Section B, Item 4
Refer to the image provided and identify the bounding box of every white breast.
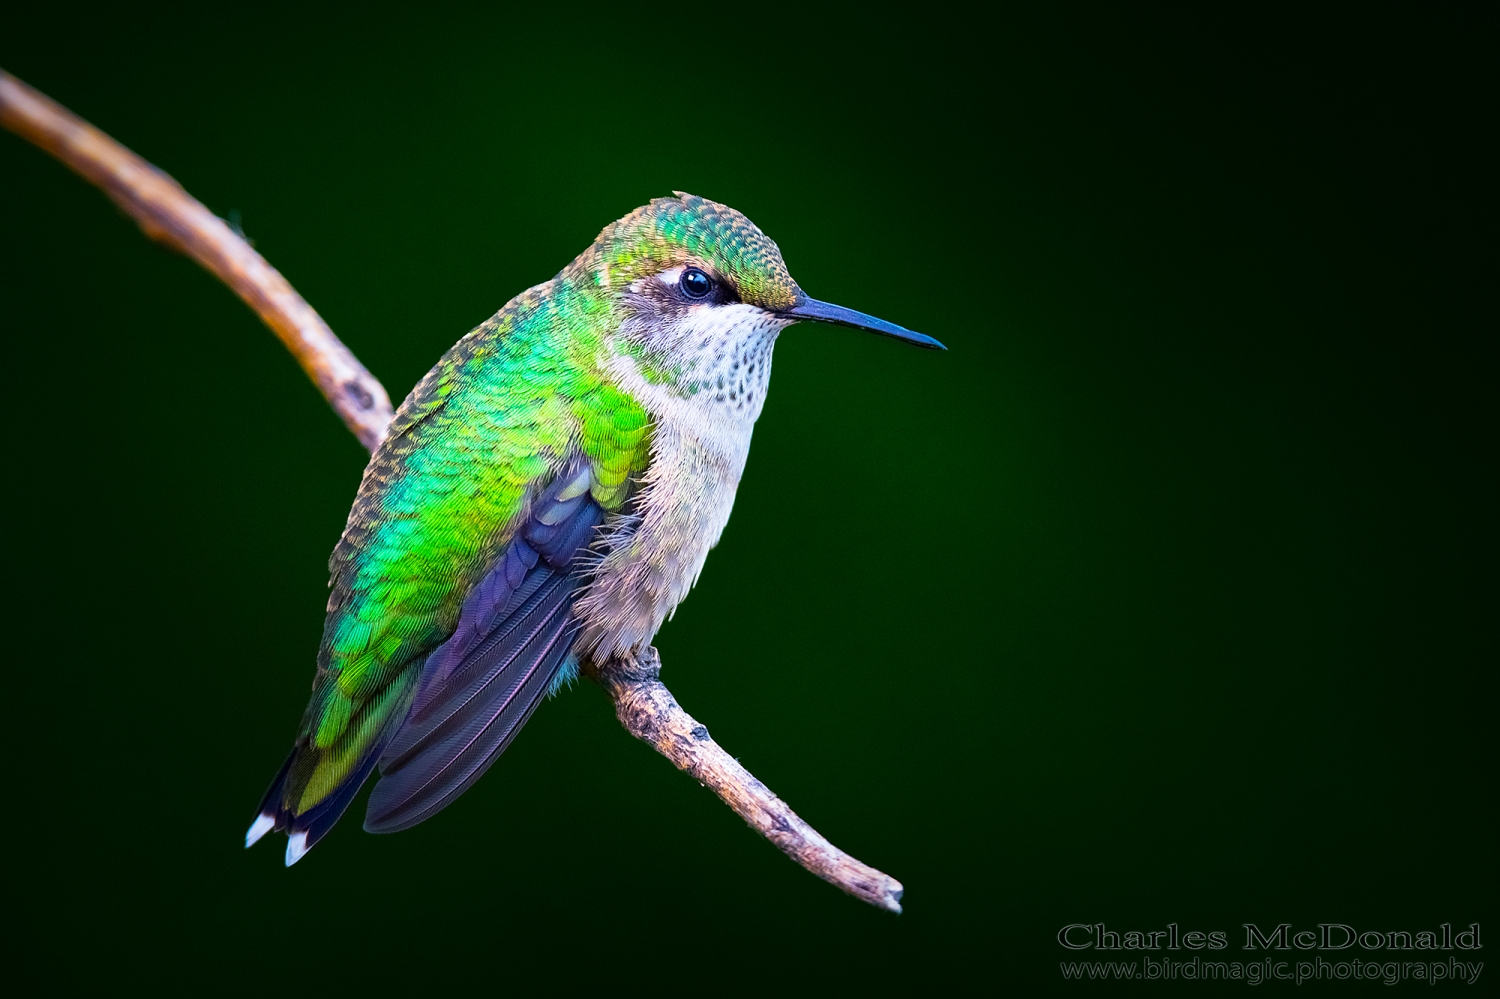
[574,303,787,660]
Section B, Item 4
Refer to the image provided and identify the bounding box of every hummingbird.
[245,193,944,864]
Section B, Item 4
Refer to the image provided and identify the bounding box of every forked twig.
[0,69,904,913]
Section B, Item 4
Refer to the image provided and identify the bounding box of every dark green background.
[2,7,1491,992]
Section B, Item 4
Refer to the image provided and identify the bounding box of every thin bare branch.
[0,70,393,450]
[0,70,903,912]
[587,649,904,912]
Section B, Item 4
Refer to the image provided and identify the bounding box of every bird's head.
[567,193,942,423]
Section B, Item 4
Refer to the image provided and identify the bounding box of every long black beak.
[777,296,947,350]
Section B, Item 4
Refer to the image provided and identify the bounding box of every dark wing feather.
[362,463,604,834]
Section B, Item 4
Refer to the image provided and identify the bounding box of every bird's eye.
[680,268,712,300]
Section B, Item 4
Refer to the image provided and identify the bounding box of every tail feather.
[244,668,417,865]
[245,751,295,847]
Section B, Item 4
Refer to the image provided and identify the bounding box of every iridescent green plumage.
[249,193,941,861]
[268,195,796,829]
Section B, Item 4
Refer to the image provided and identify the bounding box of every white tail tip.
[245,813,275,849]
[285,831,310,867]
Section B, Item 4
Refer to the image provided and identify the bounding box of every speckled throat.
[573,296,792,660]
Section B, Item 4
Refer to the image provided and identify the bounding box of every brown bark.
[0,68,904,913]
[0,71,393,451]
[587,649,903,912]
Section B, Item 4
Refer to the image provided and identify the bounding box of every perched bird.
[246,193,944,864]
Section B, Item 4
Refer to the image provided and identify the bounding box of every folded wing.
[363,462,604,834]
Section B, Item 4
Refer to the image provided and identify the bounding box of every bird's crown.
[571,192,801,312]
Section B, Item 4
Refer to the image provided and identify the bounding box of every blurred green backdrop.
[2,6,1490,992]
